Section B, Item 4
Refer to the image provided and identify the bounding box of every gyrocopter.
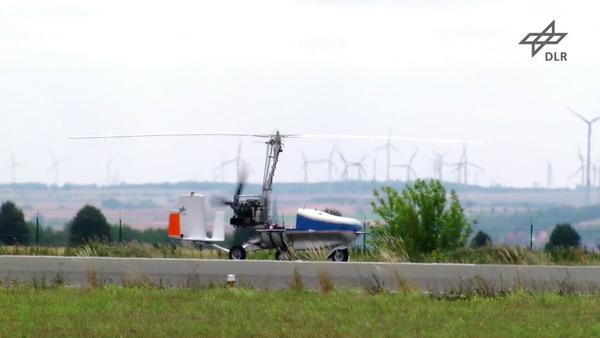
[71,131,483,261]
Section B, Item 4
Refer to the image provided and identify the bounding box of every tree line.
[0,201,171,246]
[0,180,585,252]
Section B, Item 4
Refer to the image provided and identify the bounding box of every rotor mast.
[260,131,283,224]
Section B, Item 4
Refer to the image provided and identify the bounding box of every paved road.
[0,256,598,293]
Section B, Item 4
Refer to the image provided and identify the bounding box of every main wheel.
[330,248,349,262]
[228,245,247,260]
[275,249,290,261]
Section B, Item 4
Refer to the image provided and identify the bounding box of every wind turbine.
[372,158,377,181]
[569,107,600,201]
[48,151,68,186]
[219,141,243,182]
[300,152,328,183]
[432,152,449,181]
[299,143,338,183]
[301,153,309,183]
[3,154,24,184]
[546,162,553,189]
[338,151,367,181]
[393,148,419,182]
[374,131,399,181]
[105,156,116,186]
[326,144,338,182]
[594,159,600,187]
[451,144,484,185]
[569,149,586,186]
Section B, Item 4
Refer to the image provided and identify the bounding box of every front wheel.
[330,248,349,262]
[229,245,247,260]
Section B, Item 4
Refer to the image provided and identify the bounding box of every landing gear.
[330,248,349,262]
[275,248,291,261]
[228,245,247,260]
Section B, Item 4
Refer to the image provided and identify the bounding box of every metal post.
[363,222,368,253]
[35,213,39,245]
[119,214,122,243]
[529,219,533,250]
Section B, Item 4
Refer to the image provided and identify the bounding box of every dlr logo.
[545,52,567,61]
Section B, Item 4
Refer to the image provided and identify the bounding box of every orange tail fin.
[168,211,181,238]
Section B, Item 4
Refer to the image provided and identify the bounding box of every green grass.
[0,287,599,337]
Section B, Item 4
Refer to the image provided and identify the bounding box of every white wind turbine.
[569,107,600,201]
[451,144,484,185]
[338,151,367,181]
[569,149,586,186]
[546,162,553,189]
[432,151,449,181]
[3,154,24,184]
[218,141,243,182]
[393,148,419,182]
[48,151,68,186]
[374,131,400,182]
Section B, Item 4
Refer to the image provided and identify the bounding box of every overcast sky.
[0,0,599,187]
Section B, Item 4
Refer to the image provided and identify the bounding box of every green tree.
[69,205,111,245]
[0,201,30,245]
[371,179,472,257]
[545,223,580,250]
[470,230,492,248]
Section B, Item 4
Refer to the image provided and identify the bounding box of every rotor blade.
[69,132,271,140]
[568,108,591,124]
[294,133,486,145]
[210,195,233,207]
[338,151,347,164]
[468,163,485,171]
[331,162,339,173]
[310,159,329,164]
[220,158,237,167]
[236,163,249,196]
[569,167,583,178]
[329,144,337,158]
[409,148,419,162]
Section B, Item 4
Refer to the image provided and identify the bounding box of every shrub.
[371,179,472,258]
[546,223,580,250]
[69,205,111,245]
[470,230,492,248]
[0,201,30,245]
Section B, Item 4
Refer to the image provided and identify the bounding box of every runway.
[1,256,599,293]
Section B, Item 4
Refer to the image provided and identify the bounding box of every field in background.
[0,287,598,337]
[2,181,600,247]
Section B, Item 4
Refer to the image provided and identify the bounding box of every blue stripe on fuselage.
[295,214,361,232]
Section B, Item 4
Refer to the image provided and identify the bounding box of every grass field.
[0,287,599,337]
